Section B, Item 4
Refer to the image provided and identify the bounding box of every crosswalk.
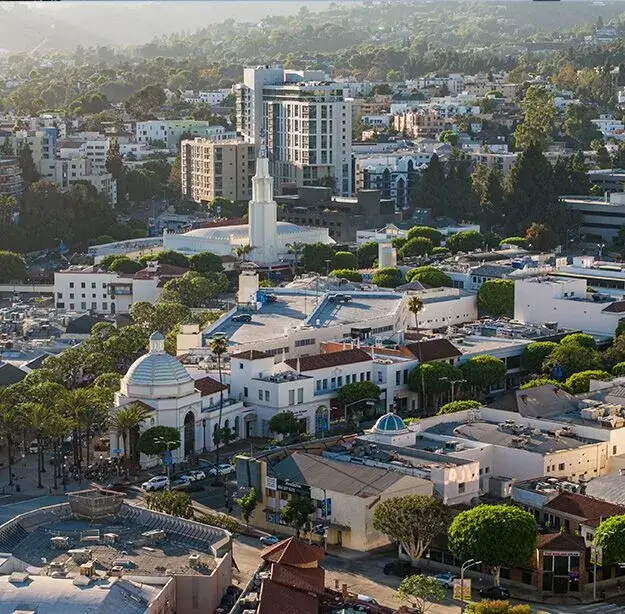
[541,603,625,614]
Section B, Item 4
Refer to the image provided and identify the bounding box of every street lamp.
[440,377,466,401]
[598,243,606,260]
[202,418,207,453]
[155,437,178,489]
[62,456,67,494]
[460,559,482,612]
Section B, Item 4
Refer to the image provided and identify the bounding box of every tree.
[336,382,381,420]
[18,142,39,187]
[125,84,166,119]
[269,411,302,437]
[108,257,144,274]
[329,269,363,282]
[213,424,235,448]
[138,425,181,457]
[407,226,443,246]
[67,386,111,467]
[520,341,558,373]
[209,336,227,476]
[190,251,224,274]
[373,495,451,561]
[19,401,53,489]
[446,230,484,254]
[400,237,433,259]
[0,394,26,487]
[145,490,193,519]
[593,515,625,566]
[520,378,569,392]
[604,335,625,369]
[332,251,357,270]
[160,271,228,307]
[111,402,151,471]
[545,343,603,378]
[372,267,404,288]
[281,495,316,537]
[525,222,556,251]
[564,370,610,394]
[460,355,506,395]
[405,266,452,288]
[448,504,537,586]
[438,400,481,415]
[478,280,514,317]
[106,138,126,201]
[356,241,378,268]
[396,575,445,614]
[513,86,555,151]
[93,372,122,392]
[301,242,335,274]
[563,104,603,150]
[596,144,611,169]
[408,361,464,409]
[140,250,190,268]
[560,333,597,350]
[466,602,531,614]
[0,251,26,283]
[130,301,192,334]
[235,487,258,526]
[412,154,447,217]
[612,362,625,376]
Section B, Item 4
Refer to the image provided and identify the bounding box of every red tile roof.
[536,532,586,552]
[231,349,272,360]
[543,492,625,521]
[194,376,228,396]
[257,579,318,614]
[270,563,325,594]
[405,338,462,362]
[285,348,372,372]
[602,301,625,313]
[260,537,325,567]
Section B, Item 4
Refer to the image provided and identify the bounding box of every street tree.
[396,574,445,614]
[235,488,258,526]
[405,266,453,288]
[466,602,531,614]
[281,495,316,537]
[372,267,404,288]
[138,426,181,457]
[139,250,190,268]
[437,400,481,415]
[336,382,381,420]
[520,341,558,374]
[593,515,625,565]
[160,271,228,307]
[448,504,537,586]
[209,335,228,477]
[111,402,151,471]
[268,411,302,437]
[374,495,451,561]
[301,242,335,273]
[564,370,610,394]
[145,491,193,519]
[478,280,514,317]
[460,355,506,395]
[408,361,463,409]
[213,424,235,448]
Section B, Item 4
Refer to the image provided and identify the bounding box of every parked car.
[179,470,206,482]
[142,476,170,491]
[232,314,252,323]
[479,586,510,599]
[208,464,235,477]
[185,482,205,493]
[171,478,190,491]
[433,573,457,588]
[357,595,379,605]
[383,560,420,578]
[28,440,39,454]
[259,535,280,546]
[328,293,351,303]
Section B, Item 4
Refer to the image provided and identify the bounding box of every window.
[366,371,371,381]
[360,373,364,382]
[244,387,248,398]
[614,445,618,455]
[69,293,74,299]
[395,371,401,385]
[69,303,74,310]
[346,374,351,384]
[81,302,87,310]
[289,390,295,405]
[57,302,65,308]
[240,362,244,369]
[403,369,409,384]
[337,376,342,387]
[331,377,336,389]
[91,302,97,310]
[91,282,96,289]
[69,282,74,288]
[558,463,565,471]
[258,390,263,401]
[316,380,322,391]
[297,388,304,403]
[264,390,270,402]
[377,371,383,383]
[81,282,86,288]
[458,482,466,494]
[102,302,107,311]
[322,378,328,390]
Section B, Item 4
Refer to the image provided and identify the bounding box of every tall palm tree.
[407,296,427,412]
[286,242,305,276]
[233,244,253,263]
[0,392,26,488]
[209,336,228,482]
[111,403,151,472]
[19,402,53,489]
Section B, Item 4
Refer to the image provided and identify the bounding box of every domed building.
[364,412,414,446]
[111,332,246,467]
[163,151,334,265]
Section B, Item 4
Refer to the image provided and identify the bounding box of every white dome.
[121,331,195,399]
[182,221,308,241]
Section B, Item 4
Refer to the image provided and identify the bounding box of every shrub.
[372,267,404,288]
[406,226,443,246]
[437,400,481,415]
[405,266,453,288]
[400,236,433,258]
[612,361,625,376]
[564,370,610,394]
[520,378,570,392]
[329,269,363,282]
[196,511,241,534]
[432,246,450,256]
[499,236,529,249]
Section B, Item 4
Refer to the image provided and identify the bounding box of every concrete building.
[0,489,233,614]
[112,332,246,463]
[135,120,236,151]
[54,261,185,315]
[180,138,256,204]
[276,186,400,243]
[467,150,518,174]
[393,110,455,139]
[166,151,333,263]
[235,65,352,195]
[0,158,24,199]
[562,192,625,242]
[514,277,623,337]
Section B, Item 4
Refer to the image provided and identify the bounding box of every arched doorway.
[183,411,195,456]
[234,416,240,439]
[244,413,257,438]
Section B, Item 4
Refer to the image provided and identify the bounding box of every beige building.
[181,138,256,204]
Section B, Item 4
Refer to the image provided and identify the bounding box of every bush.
[499,236,529,249]
[520,341,558,373]
[432,246,450,256]
[613,361,625,376]
[564,370,610,394]
[196,511,241,534]
[329,269,363,282]
[405,266,453,288]
[406,226,443,246]
[372,267,404,288]
[478,279,514,317]
[400,236,433,258]
[446,230,485,253]
[332,251,357,270]
[560,333,597,350]
[437,400,480,415]
[520,378,570,392]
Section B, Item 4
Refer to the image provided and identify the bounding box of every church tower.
[248,141,278,265]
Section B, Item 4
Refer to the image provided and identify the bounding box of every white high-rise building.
[236,65,353,195]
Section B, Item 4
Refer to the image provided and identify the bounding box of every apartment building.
[235,65,353,195]
[393,110,454,139]
[136,120,236,151]
[180,138,256,204]
[0,158,24,199]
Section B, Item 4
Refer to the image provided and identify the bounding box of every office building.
[0,158,24,199]
[135,120,236,151]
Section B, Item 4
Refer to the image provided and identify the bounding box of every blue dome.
[373,412,406,432]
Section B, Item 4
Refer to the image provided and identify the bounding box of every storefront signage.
[544,551,580,557]
[277,478,311,497]
[265,476,277,490]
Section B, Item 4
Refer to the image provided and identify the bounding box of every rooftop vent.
[8,573,29,584]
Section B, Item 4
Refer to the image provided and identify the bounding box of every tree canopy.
[460,355,506,394]
[138,426,181,456]
[478,279,515,317]
[437,400,481,415]
[268,411,302,437]
[405,266,453,288]
[372,267,404,288]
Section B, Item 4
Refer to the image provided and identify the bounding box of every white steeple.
[248,138,278,265]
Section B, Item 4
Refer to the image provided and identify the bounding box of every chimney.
[341,583,348,598]
[296,357,301,373]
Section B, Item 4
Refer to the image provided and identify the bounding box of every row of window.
[68,281,107,289]
[315,371,371,392]
[58,293,108,300]
[57,302,112,311]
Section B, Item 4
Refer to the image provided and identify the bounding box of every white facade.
[416,287,478,329]
[514,277,622,337]
[592,114,625,138]
[135,120,236,151]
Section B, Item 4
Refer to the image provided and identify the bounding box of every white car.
[179,470,206,482]
[142,476,170,491]
[208,464,235,477]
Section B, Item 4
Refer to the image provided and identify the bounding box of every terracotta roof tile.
[602,301,625,313]
[536,532,586,552]
[543,492,625,521]
[194,375,228,396]
[285,348,372,372]
[231,349,272,360]
[404,338,462,362]
[260,537,325,567]
[257,579,318,614]
[270,563,325,594]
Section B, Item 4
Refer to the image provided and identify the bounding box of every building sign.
[265,476,277,490]
[265,511,289,526]
[321,498,332,518]
[277,478,311,497]
[452,579,471,601]
[544,551,580,558]
[590,545,603,566]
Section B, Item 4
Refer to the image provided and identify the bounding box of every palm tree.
[19,402,53,489]
[286,242,305,277]
[111,403,151,473]
[69,387,112,467]
[46,413,73,490]
[233,244,253,263]
[209,336,228,482]
[407,296,427,412]
[0,392,26,488]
